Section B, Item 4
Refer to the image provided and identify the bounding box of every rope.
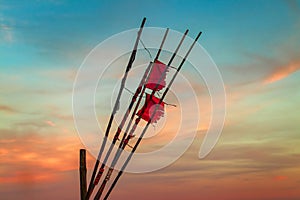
[165,102,177,107]
[126,88,176,107]
[139,38,152,60]
[125,87,145,98]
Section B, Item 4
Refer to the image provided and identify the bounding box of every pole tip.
[165,28,170,34]
[184,29,189,35]
[141,17,146,27]
[195,32,202,41]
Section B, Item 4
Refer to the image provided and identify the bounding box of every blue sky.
[1,0,298,70]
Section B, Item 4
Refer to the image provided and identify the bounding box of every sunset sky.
[1,0,300,200]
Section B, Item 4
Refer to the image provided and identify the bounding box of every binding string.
[139,38,152,60]
[125,87,176,107]
[165,102,176,107]
[125,87,145,98]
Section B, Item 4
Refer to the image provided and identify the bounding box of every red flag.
[137,93,165,123]
[145,60,169,91]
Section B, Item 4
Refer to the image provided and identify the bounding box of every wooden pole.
[80,149,87,200]
[103,31,202,200]
[86,18,146,200]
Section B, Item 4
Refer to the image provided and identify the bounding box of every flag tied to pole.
[137,93,165,123]
[145,60,169,91]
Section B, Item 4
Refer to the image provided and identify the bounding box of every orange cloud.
[264,61,300,84]
[274,175,288,181]
[45,120,56,127]
[0,130,83,184]
[0,105,16,113]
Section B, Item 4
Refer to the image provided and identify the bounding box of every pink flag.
[145,60,169,91]
[137,93,165,123]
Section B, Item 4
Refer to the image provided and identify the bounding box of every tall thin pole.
[91,28,169,193]
[94,29,190,200]
[103,32,202,200]
[79,149,87,200]
[93,28,171,200]
[85,17,146,200]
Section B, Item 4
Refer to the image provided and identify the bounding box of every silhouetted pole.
[79,149,87,200]
[86,18,146,200]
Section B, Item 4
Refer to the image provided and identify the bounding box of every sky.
[1,0,300,199]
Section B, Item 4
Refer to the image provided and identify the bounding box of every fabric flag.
[145,60,169,91]
[137,93,165,123]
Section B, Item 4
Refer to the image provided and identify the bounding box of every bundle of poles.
[83,17,202,200]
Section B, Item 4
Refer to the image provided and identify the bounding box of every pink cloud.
[0,130,82,184]
[0,105,16,113]
[264,60,300,84]
[274,175,288,181]
[45,120,56,127]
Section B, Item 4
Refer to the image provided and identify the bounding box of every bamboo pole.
[86,17,146,200]
[103,31,202,200]
[79,149,87,200]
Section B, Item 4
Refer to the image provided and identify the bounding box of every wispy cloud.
[0,105,17,113]
[45,120,56,127]
[0,128,82,184]
[0,14,14,42]
[286,0,300,15]
[264,60,300,84]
